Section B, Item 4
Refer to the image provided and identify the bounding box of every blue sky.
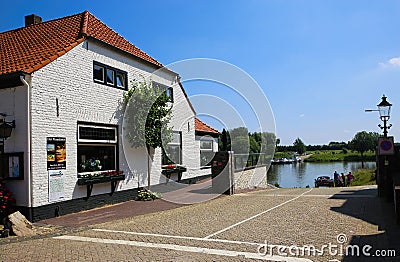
[2,1,400,145]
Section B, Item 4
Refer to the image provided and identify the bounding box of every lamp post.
[377,95,392,138]
[365,95,392,137]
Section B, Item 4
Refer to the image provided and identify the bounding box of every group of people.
[333,171,354,187]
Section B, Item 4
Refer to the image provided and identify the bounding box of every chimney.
[25,14,42,27]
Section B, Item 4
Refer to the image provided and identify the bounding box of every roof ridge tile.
[78,10,89,38]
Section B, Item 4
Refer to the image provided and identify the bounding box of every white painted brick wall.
[28,40,204,207]
[0,85,30,206]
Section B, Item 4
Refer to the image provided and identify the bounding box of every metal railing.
[233,153,271,171]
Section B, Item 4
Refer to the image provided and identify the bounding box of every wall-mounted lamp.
[0,115,16,140]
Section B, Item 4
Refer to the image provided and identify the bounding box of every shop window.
[162,131,182,165]
[78,145,116,172]
[93,61,127,90]
[77,123,118,173]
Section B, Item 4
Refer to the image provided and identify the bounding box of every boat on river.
[271,157,301,164]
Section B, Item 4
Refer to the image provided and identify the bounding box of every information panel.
[48,170,65,202]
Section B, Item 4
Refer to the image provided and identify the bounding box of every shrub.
[0,178,16,223]
[136,189,162,201]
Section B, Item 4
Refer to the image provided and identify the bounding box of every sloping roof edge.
[25,38,86,74]
[195,117,220,136]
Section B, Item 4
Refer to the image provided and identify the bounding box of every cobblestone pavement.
[1,186,399,261]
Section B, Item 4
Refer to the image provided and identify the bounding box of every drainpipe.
[20,75,33,220]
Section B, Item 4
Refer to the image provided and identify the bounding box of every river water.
[267,161,376,188]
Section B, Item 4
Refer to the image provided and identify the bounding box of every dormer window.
[93,61,127,90]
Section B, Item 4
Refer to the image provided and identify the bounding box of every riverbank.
[303,150,375,162]
[267,161,376,188]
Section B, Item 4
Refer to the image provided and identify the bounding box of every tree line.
[276,131,380,157]
[219,127,276,155]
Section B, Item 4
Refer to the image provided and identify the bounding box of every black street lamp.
[0,115,16,154]
[365,95,392,137]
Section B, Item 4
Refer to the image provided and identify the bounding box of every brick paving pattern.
[1,186,399,261]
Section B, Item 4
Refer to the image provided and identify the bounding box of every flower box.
[161,165,187,182]
[77,171,125,185]
[78,171,125,185]
[77,170,125,198]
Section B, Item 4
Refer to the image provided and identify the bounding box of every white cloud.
[299,114,305,118]
[389,57,400,66]
[379,57,400,68]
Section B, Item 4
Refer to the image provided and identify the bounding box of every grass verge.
[352,169,376,186]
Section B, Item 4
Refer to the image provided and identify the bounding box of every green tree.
[230,127,249,154]
[123,78,173,188]
[293,138,306,154]
[349,131,379,160]
[249,135,260,153]
[260,132,276,154]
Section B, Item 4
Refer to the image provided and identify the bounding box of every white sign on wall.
[48,170,65,202]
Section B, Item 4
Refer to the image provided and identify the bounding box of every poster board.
[47,137,66,170]
[48,170,65,202]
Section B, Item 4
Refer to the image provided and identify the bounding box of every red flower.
[1,206,6,209]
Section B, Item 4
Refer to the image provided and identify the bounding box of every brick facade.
[0,39,211,220]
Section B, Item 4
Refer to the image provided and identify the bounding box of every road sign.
[378,136,395,155]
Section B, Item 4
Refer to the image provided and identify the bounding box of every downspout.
[20,75,33,220]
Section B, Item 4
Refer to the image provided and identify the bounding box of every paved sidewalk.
[1,186,399,261]
[39,198,184,228]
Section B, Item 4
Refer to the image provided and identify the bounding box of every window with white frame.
[200,137,215,166]
[162,131,182,165]
[77,123,118,173]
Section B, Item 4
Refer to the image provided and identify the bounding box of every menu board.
[47,137,66,170]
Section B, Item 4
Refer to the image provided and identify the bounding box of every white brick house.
[0,11,219,221]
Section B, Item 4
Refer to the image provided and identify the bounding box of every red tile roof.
[195,117,220,135]
[0,11,162,75]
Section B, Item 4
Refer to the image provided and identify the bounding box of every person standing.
[341,173,346,187]
[347,171,354,186]
[334,171,340,187]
